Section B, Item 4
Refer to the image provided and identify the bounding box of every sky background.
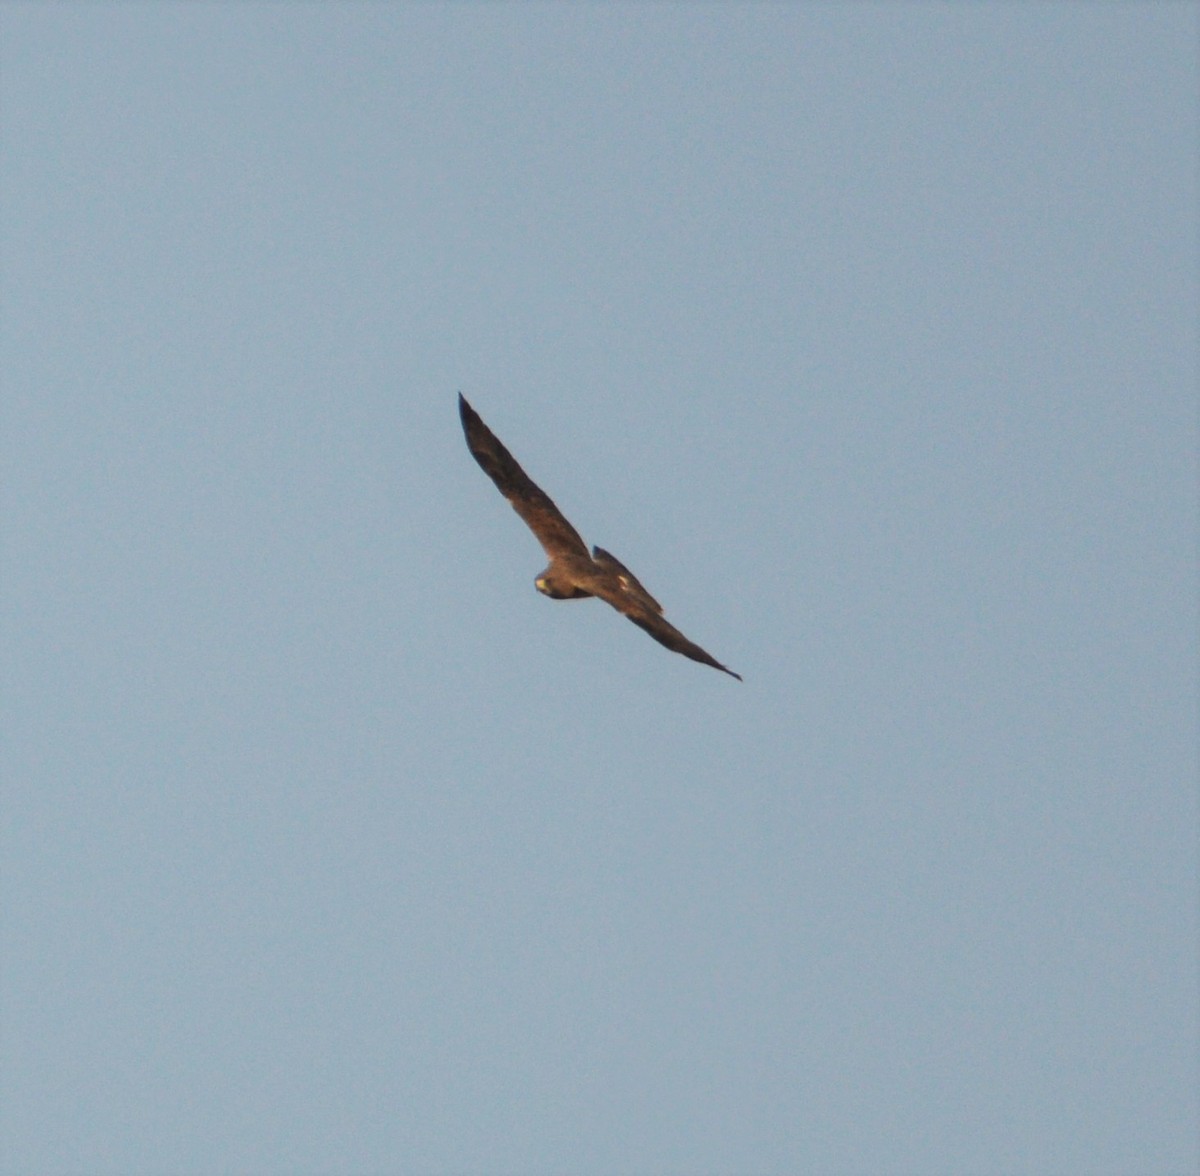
[2,5,1197,1175]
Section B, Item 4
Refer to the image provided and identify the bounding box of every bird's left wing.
[603,592,741,681]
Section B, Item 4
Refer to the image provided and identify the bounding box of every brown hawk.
[459,394,740,680]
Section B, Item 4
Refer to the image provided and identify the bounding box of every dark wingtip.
[458,392,482,435]
[723,666,743,682]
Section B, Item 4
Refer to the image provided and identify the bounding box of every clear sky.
[3,5,1196,1174]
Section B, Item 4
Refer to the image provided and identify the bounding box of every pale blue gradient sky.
[3,5,1197,1174]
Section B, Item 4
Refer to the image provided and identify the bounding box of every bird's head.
[536,568,590,600]
[535,572,566,599]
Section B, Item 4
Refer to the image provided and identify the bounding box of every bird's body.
[458,393,740,680]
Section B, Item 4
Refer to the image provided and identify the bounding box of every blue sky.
[3,5,1197,1174]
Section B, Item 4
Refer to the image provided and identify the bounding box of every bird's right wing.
[459,394,590,561]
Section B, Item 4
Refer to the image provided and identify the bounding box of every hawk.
[459,393,741,681]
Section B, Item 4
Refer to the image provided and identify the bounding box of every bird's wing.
[459,394,590,561]
[624,609,742,681]
[597,586,741,681]
[591,546,663,613]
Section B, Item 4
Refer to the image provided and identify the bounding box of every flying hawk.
[459,393,741,680]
